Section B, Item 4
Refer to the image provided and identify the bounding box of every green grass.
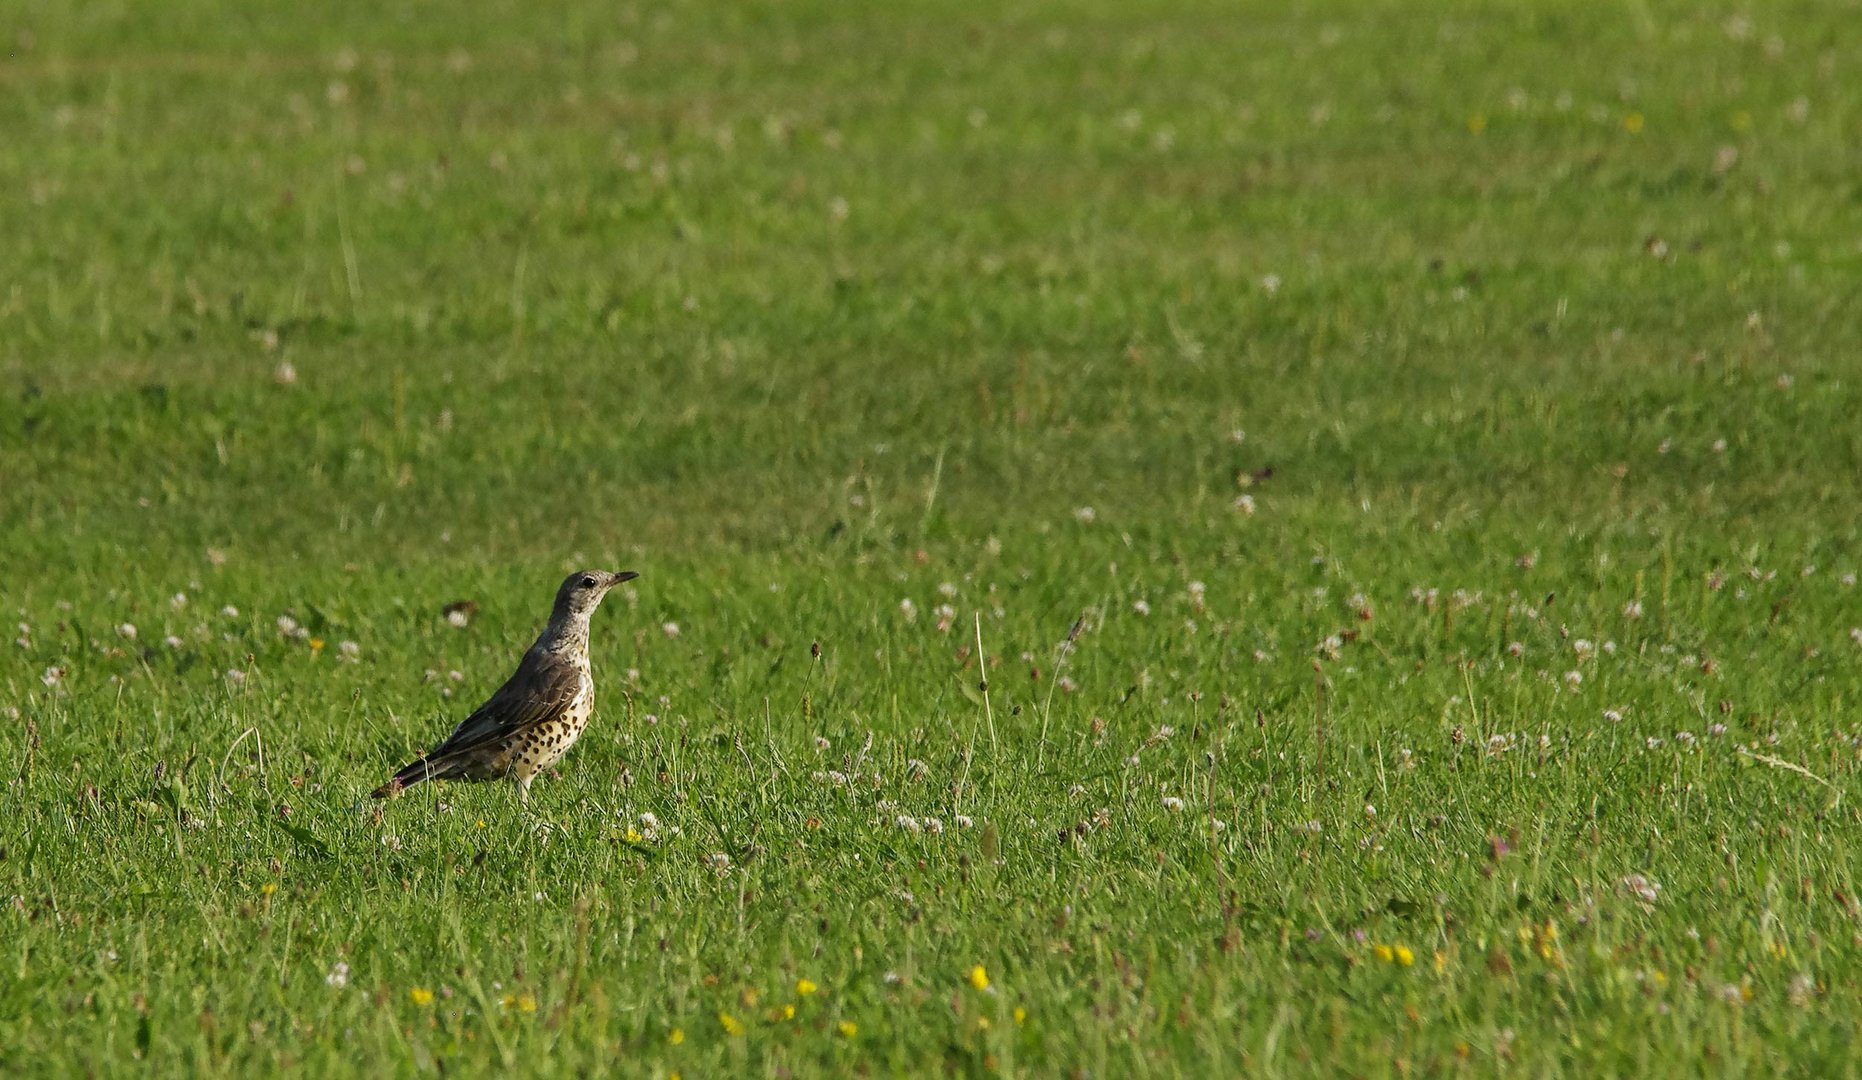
[5,0,1862,1074]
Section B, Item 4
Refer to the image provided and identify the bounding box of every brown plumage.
[371,569,636,802]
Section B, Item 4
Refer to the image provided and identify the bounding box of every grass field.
[5,0,1862,1074]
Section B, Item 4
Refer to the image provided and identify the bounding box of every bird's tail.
[370,756,456,799]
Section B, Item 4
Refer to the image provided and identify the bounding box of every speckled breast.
[517,666,588,774]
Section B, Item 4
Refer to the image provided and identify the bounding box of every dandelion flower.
[797,978,818,996]
[718,1012,744,1035]
[410,987,434,1005]
[968,965,990,991]
[838,1019,857,1037]
[669,1027,685,1045]
[1394,945,1415,966]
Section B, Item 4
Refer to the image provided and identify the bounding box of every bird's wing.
[426,650,582,758]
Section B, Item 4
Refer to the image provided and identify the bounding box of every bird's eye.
[580,576,597,588]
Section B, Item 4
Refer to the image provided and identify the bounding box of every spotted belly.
[491,681,594,782]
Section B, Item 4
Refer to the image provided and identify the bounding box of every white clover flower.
[225,669,247,686]
[1132,599,1151,616]
[954,814,974,828]
[705,852,732,872]
[1621,873,1661,904]
[116,623,137,640]
[1073,506,1096,524]
[814,735,830,751]
[41,666,64,687]
[221,605,239,618]
[325,962,350,989]
[1623,600,1644,619]
[1572,639,1595,660]
[899,598,917,621]
[1161,796,1185,812]
[164,635,183,649]
[895,815,921,833]
[445,609,469,629]
[1233,494,1256,514]
[661,622,680,639]
[924,817,944,835]
[1564,670,1583,688]
[171,593,188,610]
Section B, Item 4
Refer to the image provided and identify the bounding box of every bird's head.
[552,569,638,621]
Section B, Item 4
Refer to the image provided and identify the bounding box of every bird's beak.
[610,571,640,586]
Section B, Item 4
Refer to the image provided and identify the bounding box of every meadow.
[3,0,1861,1074]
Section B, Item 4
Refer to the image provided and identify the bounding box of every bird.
[371,569,637,802]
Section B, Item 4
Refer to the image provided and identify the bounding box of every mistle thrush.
[371,569,636,802]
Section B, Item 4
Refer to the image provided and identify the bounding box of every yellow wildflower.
[782,1003,796,1019]
[1467,114,1487,135]
[1433,950,1448,974]
[516,993,537,1013]
[475,819,486,829]
[261,882,277,897]
[1623,112,1645,134]
[838,1020,857,1038]
[719,1012,745,1036]
[309,638,326,652]
[669,1027,684,1045]
[968,965,989,991]
[625,827,643,843]
[797,978,819,996]
[1372,944,1394,963]
[1394,945,1415,967]
[1013,1007,1026,1025]
[976,1015,991,1030]
[410,987,434,1006]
